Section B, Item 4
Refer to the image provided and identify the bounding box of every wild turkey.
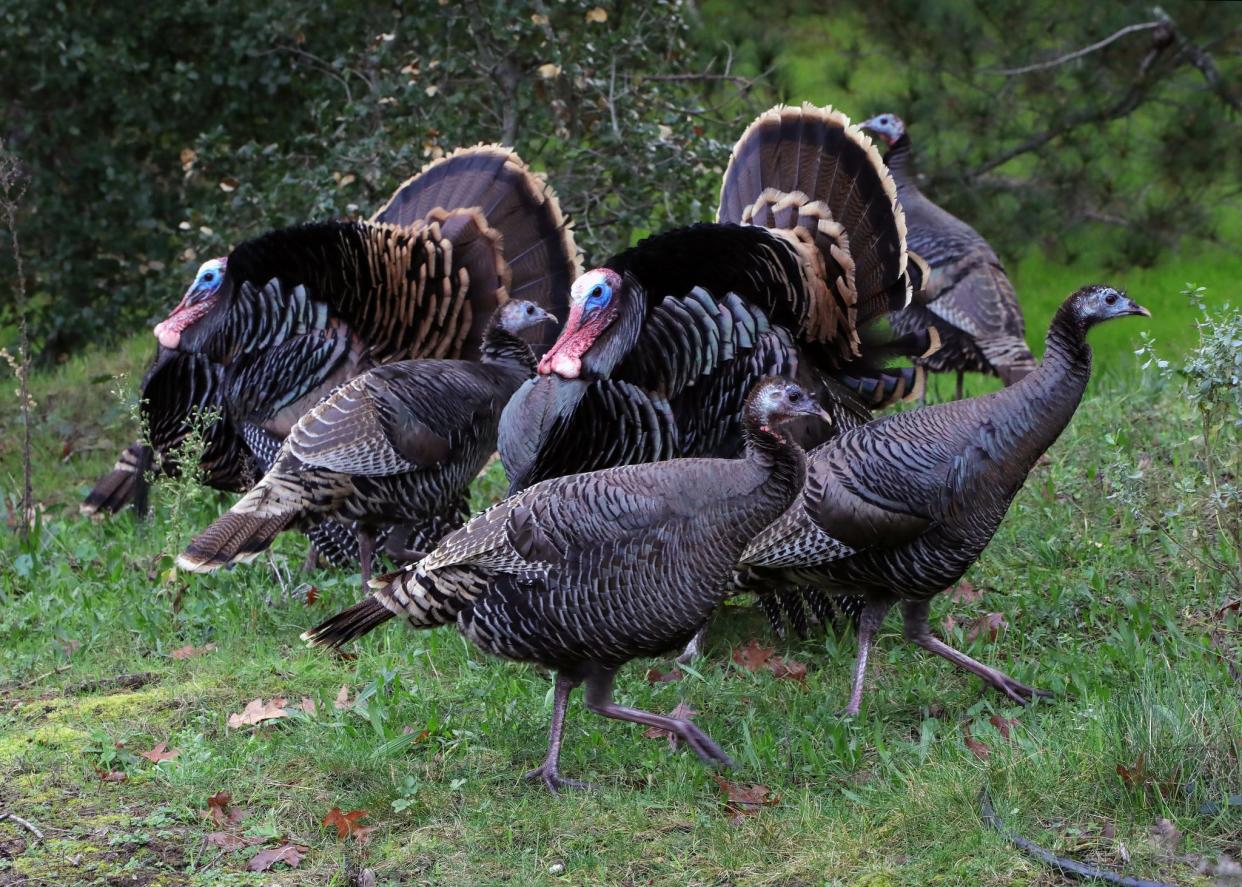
[176,300,556,583]
[82,144,580,531]
[860,113,1035,398]
[498,103,935,497]
[734,285,1148,714]
[304,378,828,791]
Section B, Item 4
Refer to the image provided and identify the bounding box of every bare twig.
[0,141,32,542]
[0,811,44,843]
[991,21,1166,76]
[979,789,1177,887]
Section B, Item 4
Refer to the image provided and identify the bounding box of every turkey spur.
[304,378,828,792]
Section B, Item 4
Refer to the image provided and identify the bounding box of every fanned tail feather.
[302,596,394,649]
[81,442,153,516]
[177,505,295,572]
[371,145,580,333]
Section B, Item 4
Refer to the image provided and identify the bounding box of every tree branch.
[990,20,1166,76]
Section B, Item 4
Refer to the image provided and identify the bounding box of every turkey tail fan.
[301,595,394,649]
[717,103,908,327]
[81,442,152,516]
[176,483,299,572]
[837,365,928,407]
[372,145,581,328]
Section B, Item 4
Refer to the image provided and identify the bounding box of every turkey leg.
[356,529,375,589]
[900,599,1052,705]
[842,595,895,717]
[583,667,733,768]
[523,673,590,794]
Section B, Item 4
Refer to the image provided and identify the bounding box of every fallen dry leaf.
[942,613,957,635]
[769,657,808,683]
[1117,752,1147,788]
[732,640,775,672]
[643,701,697,751]
[227,697,296,729]
[205,831,262,852]
[304,585,319,606]
[645,667,683,684]
[950,580,984,604]
[323,807,373,843]
[713,775,777,819]
[98,769,127,783]
[139,741,181,763]
[204,791,245,827]
[334,685,352,710]
[247,842,307,872]
[962,725,990,760]
[170,643,216,660]
[299,697,316,716]
[1149,818,1182,854]
[989,715,1018,740]
[965,612,1007,643]
[585,6,607,22]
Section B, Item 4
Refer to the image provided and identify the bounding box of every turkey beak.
[531,306,558,326]
[1130,302,1151,318]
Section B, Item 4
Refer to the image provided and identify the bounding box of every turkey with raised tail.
[498,103,935,498]
[860,113,1035,398]
[304,378,828,792]
[83,145,580,525]
[735,285,1148,714]
[176,300,556,584]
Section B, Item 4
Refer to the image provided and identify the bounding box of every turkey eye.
[1105,293,1117,305]
[590,286,603,299]
[788,390,801,402]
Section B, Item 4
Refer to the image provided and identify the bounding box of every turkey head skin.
[154,257,227,350]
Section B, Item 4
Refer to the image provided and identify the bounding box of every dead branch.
[0,812,44,843]
[991,21,1166,76]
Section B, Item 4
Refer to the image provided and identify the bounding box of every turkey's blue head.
[538,268,628,379]
[859,113,906,147]
[154,257,227,349]
[1069,285,1150,327]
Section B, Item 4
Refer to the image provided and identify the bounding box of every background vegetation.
[0,1,1239,884]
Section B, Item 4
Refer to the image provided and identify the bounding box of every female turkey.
[498,103,935,496]
[83,145,580,533]
[734,285,1148,714]
[860,113,1035,398]
[176,300,556,584]
[304,377,828,791]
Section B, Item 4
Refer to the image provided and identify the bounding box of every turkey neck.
[883,136,915,196]
[741,415,808,503]
[480,322,538,375]
[986,302,1092,466]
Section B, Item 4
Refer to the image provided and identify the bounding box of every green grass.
[0,291,1238,885]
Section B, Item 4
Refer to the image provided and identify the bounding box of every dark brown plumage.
[735,285,1149,714]
[83,146,580,530]
[176,301,555,583]
[861,114,1036,397]
[304,378,827,791]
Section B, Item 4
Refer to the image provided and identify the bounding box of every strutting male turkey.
[304,378,828,792]
[82,145,580,566]
[176,300,556,584]
[735,285,1149,715]
[497,103,934,655]
[861,113,1036,398]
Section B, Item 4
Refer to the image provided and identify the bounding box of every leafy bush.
[0,0,756,358]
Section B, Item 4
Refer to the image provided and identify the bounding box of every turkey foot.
[840,596,895,717]
[584,668,733,769]
[901,599,1052,705]
[527,673,589,794]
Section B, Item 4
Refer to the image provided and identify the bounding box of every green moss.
[0,724,90,764]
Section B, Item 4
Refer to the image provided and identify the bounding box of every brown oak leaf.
[227,697,290,729]
[769,657,808,682]
[732,640,775,672]
[713,775,777,819]
[170,643,216,660]
[965,612,1007,643]
[989,715,1018,740]
[950,580,984,604]
[204,791,245,827]
[247,842,307,872]
[139,741,180,763]
[98,769,127,782]
[962,724,990,760]
[323,807,373,842]
[334,685,352,710]
[645,667,683,684]
[205,832,261,852]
